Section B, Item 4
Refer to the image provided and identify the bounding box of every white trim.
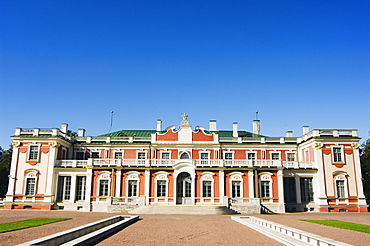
[332,146,344,163]
[126,171,140,197]
[27,144,40,161]
[200,172,215,201]
[229,172,244,198]
[97,171,111,197]
[154,171,169,200]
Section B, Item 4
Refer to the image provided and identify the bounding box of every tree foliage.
[0,145,12,198]
[360,139,370,200]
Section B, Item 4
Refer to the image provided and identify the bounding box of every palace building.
[4,114,368,213]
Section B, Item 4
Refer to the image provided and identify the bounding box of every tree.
[0,145,12,198]
[360,139,370,200]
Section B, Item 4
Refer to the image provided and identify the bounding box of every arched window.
[98,171,111,197]
[200,172,215,198]
[229,172,244,198]
[155,171,169,197]
[126,171,140,197]
[180,152,190,159]
[259,172,273,198]
[334,172,348,198]
[24,170,38,196]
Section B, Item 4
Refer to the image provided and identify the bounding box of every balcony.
[56,159,316,169]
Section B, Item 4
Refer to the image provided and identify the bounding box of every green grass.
[0,218,71,233]
[301,220,370,234]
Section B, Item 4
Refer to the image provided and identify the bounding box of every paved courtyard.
[0,210,369,245]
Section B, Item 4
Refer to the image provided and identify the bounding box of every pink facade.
[4,115,367,213]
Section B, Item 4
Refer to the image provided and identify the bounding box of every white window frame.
[332,146,344,163]
[246,151,257,166]
[57,175,72,201]
[179,151,191,159]
[126,171,140,197]
[229,172,244,198]
[270,152,280,160]
[97,171,111,197]
[114,150,124,159]
[259,172,273,198]
[28,144,40,161]
[224,151,234,166]
[334,173,348,198]
[154,171,169,198]
[200,151,210,165]
[137,151,147,165]
[286,152,295,162]
[24,171,38,195]
[76,176,86,201]
[200,172,215,198]
[160,151,171,165]
[91,151,100,159]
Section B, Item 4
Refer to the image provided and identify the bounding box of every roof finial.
[180,113,190,127]
[256,111,259,120]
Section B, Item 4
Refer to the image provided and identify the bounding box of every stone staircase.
[128,205,239,215]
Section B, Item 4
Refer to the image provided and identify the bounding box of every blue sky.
[1,1,369,148]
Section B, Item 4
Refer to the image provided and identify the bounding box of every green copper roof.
[101,129,264,138]
[216,131,265,138]
[100,130,157,137]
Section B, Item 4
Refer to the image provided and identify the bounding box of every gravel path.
[96,214,282,246]
[1,210,369,246]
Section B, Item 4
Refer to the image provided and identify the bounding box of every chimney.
[157,120,162,131]
[302,126,309,135]
[78,129,85,137]
[252,120,261,135]
[61,123,68,133]
[209,120,217,131]
[233,122,238,137]
[286,131,293,137]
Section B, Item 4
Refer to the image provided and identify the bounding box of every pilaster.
[115,170,122,197]
[5,142,20,202]
[83,168,93,211]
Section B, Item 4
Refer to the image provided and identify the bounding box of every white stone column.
[44,142,59,203]
[248,170,254,198]
[145,169,150,205]
[314,145,327,205]
[277,169,284,204]
[219,170,225,205]
[5,142,20,202]
[69,174,77,203]
[83,168,93,211]
[353,147,366,204]
[115,170,122,197]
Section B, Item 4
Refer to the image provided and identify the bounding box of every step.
[232,216,352,246]
[17,216,139,246]
[129,205,239,215]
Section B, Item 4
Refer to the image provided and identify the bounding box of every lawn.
[0,218,71,233]
[301,220,370,234]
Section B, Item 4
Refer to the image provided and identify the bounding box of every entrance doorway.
[176,172,192,204]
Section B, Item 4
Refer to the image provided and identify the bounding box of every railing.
[111,197,140,205]
[282,161,315,169]
[14,128,72,140]
[55,159,316,169]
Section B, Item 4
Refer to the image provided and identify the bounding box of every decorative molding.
[314,143,324,149]
[12,142,21,148]
[351,143,360,149]
[49,142,59,148]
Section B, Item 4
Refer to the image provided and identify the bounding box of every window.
[261,181,270,198]
[75,151,85,160]
[137,151,146,165]
[247,152,256,165]
[287,153,295,162]
[91,152,100,158]
[333,147,343,163]
[157,180,166,197]
[114,152,123,159]
[200,152,209,165]
[57,176,71,200]
[300,177,313,202]
[232,181,241,198]
[283,177,296,203]
[336,180,345,198]
[99,180,109,196]
[271,152,280,160]
[180,152,190,159]
[28,145,39,161]
[25,178,36,195]
[224,152,233,165]
[76,176,86,200]
[202,181,212,197]
[128,180,138,197]
[161,152,170,165]
[247,152,256,160]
